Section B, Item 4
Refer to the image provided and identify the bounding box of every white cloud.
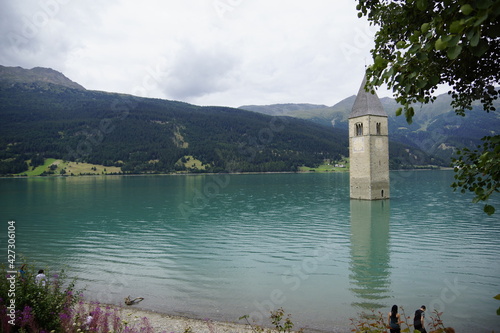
[0,0,389,107]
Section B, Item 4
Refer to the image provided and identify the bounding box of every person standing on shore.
[388,304,401,333]
[414,305,427,333]
[35,269,47,287]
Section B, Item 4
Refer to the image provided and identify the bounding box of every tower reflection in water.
[349,199,391,309]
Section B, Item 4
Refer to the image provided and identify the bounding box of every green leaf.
[421,22,430,33]
[417,79,428,88]
[405,106,415,124]
[410,30,421,43]
[470,29,480,46]
[416,51,428,61]
[396,40,407,49]
[466,28,475,40]
[442,35,453,42]
[374,55,386,67]
[476,0,492,10]
[429,75,440,86]
[450,20,463,34]
[409,43,421,53]
[494,294,500,300]
[473,39,489,57]
[435,38,448,50]
[395,107,403,116]
[386,66,395,77]
[497,306,500,316]
[484,204,495,215]
[460,4,474,15]
[474,10,489,26]
[448,35,461,47]
[416,0,427,11]
[447,45,463,59]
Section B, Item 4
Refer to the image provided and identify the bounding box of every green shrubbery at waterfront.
[0,263,159,333]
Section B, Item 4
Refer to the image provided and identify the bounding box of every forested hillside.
[0,76,349,175]
[0,65,441,176]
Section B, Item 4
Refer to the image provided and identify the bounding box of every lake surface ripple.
[1,170,499,332]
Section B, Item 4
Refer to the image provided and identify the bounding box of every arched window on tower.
[355,122,363,136]
[376,122,381,135]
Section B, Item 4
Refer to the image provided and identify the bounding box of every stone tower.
[349,77,390,200]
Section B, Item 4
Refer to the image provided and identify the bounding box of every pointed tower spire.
[349,77,387,119]
[348,76,390,200]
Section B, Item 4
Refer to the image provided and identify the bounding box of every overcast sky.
[0,0,390,108]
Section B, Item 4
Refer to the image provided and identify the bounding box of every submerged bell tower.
[349,77,390,200]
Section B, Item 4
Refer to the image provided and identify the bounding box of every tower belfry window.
[355,123,363,136]
[376,122,381,135]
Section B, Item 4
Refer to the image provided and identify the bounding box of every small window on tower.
[376,122,381,135]
[355,123,363,136]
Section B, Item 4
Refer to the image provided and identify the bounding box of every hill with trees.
[0,65,439,176]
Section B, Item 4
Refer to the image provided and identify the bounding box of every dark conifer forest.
[0,66,442,176]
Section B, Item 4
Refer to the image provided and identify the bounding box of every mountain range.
[0,65,350,175]
[1,65,496,175]
[240,91,500,163]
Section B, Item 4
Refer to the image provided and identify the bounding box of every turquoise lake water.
[0,170,499,332]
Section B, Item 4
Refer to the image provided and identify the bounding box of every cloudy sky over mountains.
[0,0,385,107]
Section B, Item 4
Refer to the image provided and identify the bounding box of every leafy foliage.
[240,308,303,333]
[357,0,499,120]
[495,293,500,315]
[357,0,500,213]
[452,135,500,215]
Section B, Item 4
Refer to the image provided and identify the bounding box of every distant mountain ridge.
[239,103,328,116]
[239,92,500,163]
[0,65,85,90]
[0,65,348,175]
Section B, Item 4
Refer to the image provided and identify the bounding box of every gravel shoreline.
[82,301,353,333]
[84,302,261,333]
[121,306,256,333]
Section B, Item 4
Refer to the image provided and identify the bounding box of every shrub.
[240,308,303,333]
[0,262,81,332]
[0,261,161,333]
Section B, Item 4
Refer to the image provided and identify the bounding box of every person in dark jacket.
[414,305,427,333]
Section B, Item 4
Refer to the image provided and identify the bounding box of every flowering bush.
[0,262,80,332]
[60,301,158,333]
[0,262,159,333]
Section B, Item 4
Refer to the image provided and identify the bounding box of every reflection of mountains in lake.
[349,200,391,309]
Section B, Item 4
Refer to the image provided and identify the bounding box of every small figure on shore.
[85,312,93,328]
[387,304,401,333]
[124,295,144,305]
[35,269,47,286]
[414,305,427,333]
[18,264,27,280]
